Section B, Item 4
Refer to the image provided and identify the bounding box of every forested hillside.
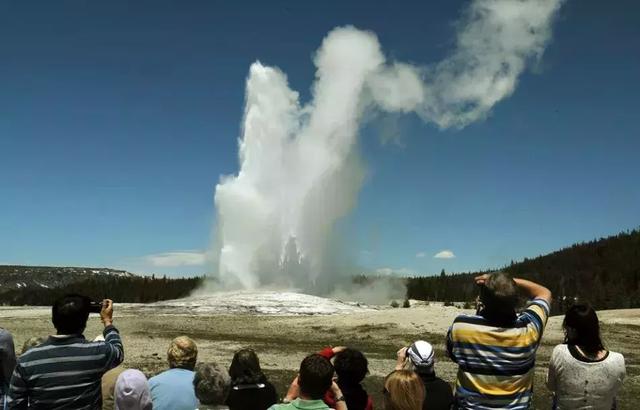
[406,229,640,311]
[0,266,202,305]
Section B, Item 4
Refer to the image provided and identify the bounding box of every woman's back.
[226,381,277,410]
[547,344,626,410]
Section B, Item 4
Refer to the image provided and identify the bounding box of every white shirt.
[547,344,626,410]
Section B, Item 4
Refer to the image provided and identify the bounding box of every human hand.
[285,375,300,401]
[396,346,408,370]
[100,299,113,326]
[332,346,347,354]
[474,274,490,286]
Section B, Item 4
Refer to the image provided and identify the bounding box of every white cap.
[407,340,435,372]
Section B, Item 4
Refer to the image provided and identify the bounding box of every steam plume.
[213,0,564,291]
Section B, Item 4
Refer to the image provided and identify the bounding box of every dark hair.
[229,348,267,385]
[479,272,519,325]
[298,354,334,399]
[52,294,91,334]
[563,304,604,355]
[334,348,368,384]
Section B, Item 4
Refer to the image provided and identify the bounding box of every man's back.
[447,298,550,409]
[149,368,198,410]
[268,398,331,410]
[7,325,124,410]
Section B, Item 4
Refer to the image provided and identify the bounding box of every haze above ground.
[1,0,639,277]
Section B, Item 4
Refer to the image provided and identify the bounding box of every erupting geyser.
[213,0,564,291]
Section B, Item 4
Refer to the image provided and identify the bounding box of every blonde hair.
[383,370,425,410]
[167,336,198,370]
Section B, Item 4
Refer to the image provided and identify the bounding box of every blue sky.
[1,0,638,277]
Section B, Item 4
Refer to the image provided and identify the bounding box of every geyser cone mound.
[132,290,370,315]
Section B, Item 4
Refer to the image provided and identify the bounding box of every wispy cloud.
[145,251,207,267]
[434,250,456,259]
[375,267,418,276]
[415,252,426,258]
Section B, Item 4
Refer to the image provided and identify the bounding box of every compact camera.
[88,300,104,313]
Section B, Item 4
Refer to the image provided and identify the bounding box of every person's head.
[193,362,231,406]
[167,336,198,370]
[333,348,368,385]
[21,337,46,354]
[52,294,92,335]
[479,272,519,322]
[404,341,435,375]
[114,369,152,410]
[298,354,334,400]
[383,370,425,410]
[563,303,604,355]
[229,348,266,385]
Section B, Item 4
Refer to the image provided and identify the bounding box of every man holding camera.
[7,294,124,409]
[446,272,552,410]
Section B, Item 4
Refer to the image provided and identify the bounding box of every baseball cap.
[407,340,435,372]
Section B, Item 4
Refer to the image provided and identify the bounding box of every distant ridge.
[0,265,135,291]
[0,265,201,305]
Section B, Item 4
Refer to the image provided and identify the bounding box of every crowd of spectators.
[0,272,627,409]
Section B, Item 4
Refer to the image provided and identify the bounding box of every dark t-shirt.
[421,374,454,410]
[226,381,278,410]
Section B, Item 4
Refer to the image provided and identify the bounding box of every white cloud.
[415,252,426,258]
[434,250,456,259]
[145,251,207,268]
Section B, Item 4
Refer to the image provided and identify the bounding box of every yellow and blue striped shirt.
[446,298,550,410]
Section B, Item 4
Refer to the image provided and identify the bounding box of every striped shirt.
[446,298,550,410]
[7,325,124,410]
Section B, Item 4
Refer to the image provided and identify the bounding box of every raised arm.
[331,381,348,410]
[513,278,552,305]
[475,274,552,305]
[100,299,124,369]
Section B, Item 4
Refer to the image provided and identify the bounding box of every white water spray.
[213,0,564,291]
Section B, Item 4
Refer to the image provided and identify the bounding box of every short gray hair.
[193,362,231,405]
[481,272,518,311]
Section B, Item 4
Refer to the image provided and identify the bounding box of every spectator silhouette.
[547,304,626,409]
[226,349,277,410]
[194,362,231,410]
[0,328,16,409]
[319,346,373,410]
[148,336,198,410]
[447,272,552,409]
[114,369,152,410]
[103,366,126,410]
[396,341,453,410]
[7,294,124,409]
[383,370,424,410]
[269,354,346,410]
